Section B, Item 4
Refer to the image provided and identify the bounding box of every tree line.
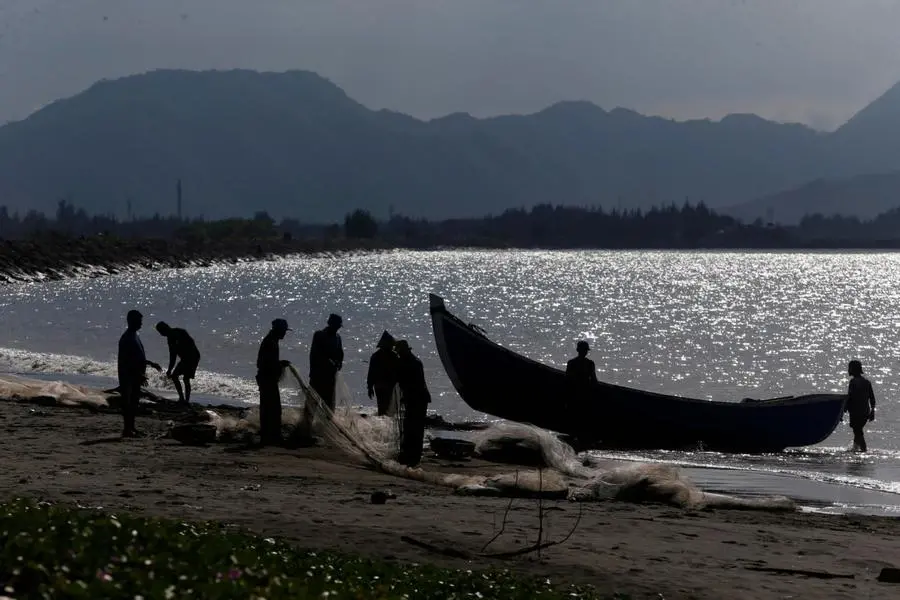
[2,199,900,249]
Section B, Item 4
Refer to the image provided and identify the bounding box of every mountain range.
[1,68,900,223]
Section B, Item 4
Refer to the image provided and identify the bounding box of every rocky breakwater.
[0,234,389,283]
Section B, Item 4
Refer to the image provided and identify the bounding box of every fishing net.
[0,369,795,511]
[269,367,795,510]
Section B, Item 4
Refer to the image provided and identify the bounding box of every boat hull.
[429,294,846,453]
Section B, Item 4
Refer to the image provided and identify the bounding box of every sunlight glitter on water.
[2,250,900,512]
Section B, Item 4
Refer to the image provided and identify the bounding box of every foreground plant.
[0,498,608,599]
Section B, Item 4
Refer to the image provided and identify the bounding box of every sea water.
[0,250,898,514]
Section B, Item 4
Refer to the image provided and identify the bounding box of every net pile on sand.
[266,367,795,512]
[0,374,110,408]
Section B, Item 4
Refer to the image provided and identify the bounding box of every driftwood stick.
[483,500,584,559]
[405,469,584,562]
[402,502,584,562]
[556,502,584,546]
[482,471,518,552]
[537,468,544,558]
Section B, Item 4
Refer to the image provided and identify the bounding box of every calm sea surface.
[1,250,898,514]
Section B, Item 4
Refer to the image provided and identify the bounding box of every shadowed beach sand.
[2,397,900,600]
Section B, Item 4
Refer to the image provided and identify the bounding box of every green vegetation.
[174,213,278,244]
[0,498,610,599]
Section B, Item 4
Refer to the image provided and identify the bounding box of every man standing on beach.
[155,321,201,405]
[309,313,344,412]
[257,318,292,446]
[117,310,162,438]
[367,331,399,416]
[395,340,431,467]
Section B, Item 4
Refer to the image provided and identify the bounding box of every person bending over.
[155,321,201,404]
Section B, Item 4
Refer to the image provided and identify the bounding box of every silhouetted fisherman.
[565,340,598,412]
[367,331,399,416]
[566,340,599,387]
[395,340,431,467]
[256,318,292,446]
[117,310,161,438]
[155,321,201,404]
[846,360,877,452]
[309,313,344,412]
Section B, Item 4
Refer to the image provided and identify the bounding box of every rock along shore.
[0,235,394,283]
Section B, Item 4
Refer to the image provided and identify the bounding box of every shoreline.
[6,234,900,286]
[2,390,900,598]
[0,235,402,284]
[0,372,489,436]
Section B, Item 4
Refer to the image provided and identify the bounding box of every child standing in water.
[846,360,877,452]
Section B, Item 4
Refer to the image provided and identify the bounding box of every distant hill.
[729,80,900,223]
[726,172,900,224]
[1,68,900,222]
[830,81,900,175]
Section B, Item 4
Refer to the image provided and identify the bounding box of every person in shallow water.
[845,360,877,452]
[256,318,292,446]
[309,313,344,412]
[155,321,201,404]
[367,331,399,416]
[117,310,162,438]
[395,340,431,467]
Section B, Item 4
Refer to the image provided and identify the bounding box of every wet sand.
[2,398,900,600]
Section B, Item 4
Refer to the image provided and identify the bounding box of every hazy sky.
[2,0,900,131]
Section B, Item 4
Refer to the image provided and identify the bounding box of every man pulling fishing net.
[309,313,344,413]
[394,340,431,468]
[256,318,292,446]
[367,331,399,417]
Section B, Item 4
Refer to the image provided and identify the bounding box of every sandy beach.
[1,395,898,600]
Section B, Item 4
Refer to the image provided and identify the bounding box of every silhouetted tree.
[6,197,900,248]
[344,209,378,238]
[253,211,274,224]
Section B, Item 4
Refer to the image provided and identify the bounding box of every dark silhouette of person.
[117,310,161,437]
[846,360,876,452]
[256,318,292,446]
[565,340,598,411]
[395,340,431,467]
[155,321,200,404]
[367,331,399,416]
[309,313,344,412]
[566,340,599,387]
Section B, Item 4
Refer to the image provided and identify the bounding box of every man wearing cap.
[256,318,292,445]
[309,313,344,412]
[117,309,162,438]
[367,331,399,416]
[565,340,598,413]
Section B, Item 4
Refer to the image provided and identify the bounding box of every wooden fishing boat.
[429,294,846,453]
